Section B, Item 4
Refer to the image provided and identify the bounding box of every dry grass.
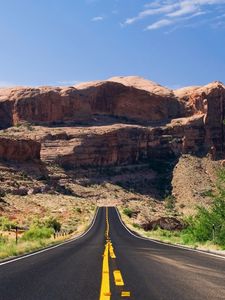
[0,235,67,260]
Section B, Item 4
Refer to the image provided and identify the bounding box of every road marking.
[121,291,131,297]
[0,207,100,267]
[105,207,110,240]
[100,207,111,300]
[99,242,111,300]
[115,207,225,260]
[109,242,116,259]
[100,207,131,299]
[113,270,124,286]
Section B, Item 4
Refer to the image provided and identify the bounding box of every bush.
[44,217,61,232]
[76,207,82,213]
[22,227,53,241]
[133,223,141,229]
[184,197,225,245]
[0,189,6,197]
[123,208,133,218]
[165,195,176,210]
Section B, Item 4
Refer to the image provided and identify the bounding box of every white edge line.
[115,208,225,260]
[0,207,100,267]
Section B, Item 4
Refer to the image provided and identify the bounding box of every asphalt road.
[0,207,225,300]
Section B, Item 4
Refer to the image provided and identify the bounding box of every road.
[0,207,225,300]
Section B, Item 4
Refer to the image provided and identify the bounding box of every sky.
[0,0,225,89]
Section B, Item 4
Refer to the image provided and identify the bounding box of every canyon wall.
[0,77,225,166]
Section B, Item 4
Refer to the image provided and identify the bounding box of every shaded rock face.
[55,126,181,169]
[0,137,41,162]
[77,81,181,122]
[44,117,209,169]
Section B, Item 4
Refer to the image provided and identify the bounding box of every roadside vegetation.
[0,198,97,260]
[121,169,225,251]
[0,216,65,259]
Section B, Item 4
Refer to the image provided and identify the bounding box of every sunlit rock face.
[0,77,224,166]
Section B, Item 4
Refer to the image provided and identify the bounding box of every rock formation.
[0,76,224,167]
[0,137,41,162]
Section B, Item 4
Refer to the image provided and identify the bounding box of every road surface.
[0,207,225,300]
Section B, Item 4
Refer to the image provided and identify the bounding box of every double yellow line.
[99,207,131,300]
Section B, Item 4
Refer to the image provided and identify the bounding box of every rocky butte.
[0,76,224,167]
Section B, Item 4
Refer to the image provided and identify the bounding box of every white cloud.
[167,2,199,17]
[125,3,178,25]
[124,0,225,30]
[146,10,207,30]
[91,16,104,22]
[145,19,174,30]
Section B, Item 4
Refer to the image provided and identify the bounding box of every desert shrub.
[0,189,6,197]
[200,189,213,197]
[165,195,176,210]
[54,184,75,196]
[123,208,133,218]
[0,217,17,231]
[76,207,82,213]
[133,223,141,229]
[44,217,61,232]
[22,227,53,241]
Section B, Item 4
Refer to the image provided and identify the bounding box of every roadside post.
[212,224,215,242]
[16,226,18,244]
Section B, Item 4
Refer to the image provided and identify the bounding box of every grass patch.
[22,227,54,241]
[0,236,66,260]
[123,208,134,218]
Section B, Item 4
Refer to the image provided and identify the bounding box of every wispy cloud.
[146,19,174,30]
[124,0,225,30]
[91,16,104,22]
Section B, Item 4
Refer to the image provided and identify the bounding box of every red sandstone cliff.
[0,77,224,166]
[0,77,183,128]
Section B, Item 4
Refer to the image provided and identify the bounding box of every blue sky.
[0,0,225,89]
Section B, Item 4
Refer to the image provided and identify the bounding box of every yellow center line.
[99,208,111,300]
[99,207,131,299]
[99,241,111,300]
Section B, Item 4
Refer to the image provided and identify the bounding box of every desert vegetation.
[0,195,96,259]
[121,168,225,250]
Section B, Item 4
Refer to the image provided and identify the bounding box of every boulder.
[142,217,184,231]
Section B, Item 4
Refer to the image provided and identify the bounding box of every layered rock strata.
[0,77,224,166]
[0,137,41,162]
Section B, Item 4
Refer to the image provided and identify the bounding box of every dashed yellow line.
[121,291,131,297]
[113,270,124,286]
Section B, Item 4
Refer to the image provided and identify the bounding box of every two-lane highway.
[0,207,225,300]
